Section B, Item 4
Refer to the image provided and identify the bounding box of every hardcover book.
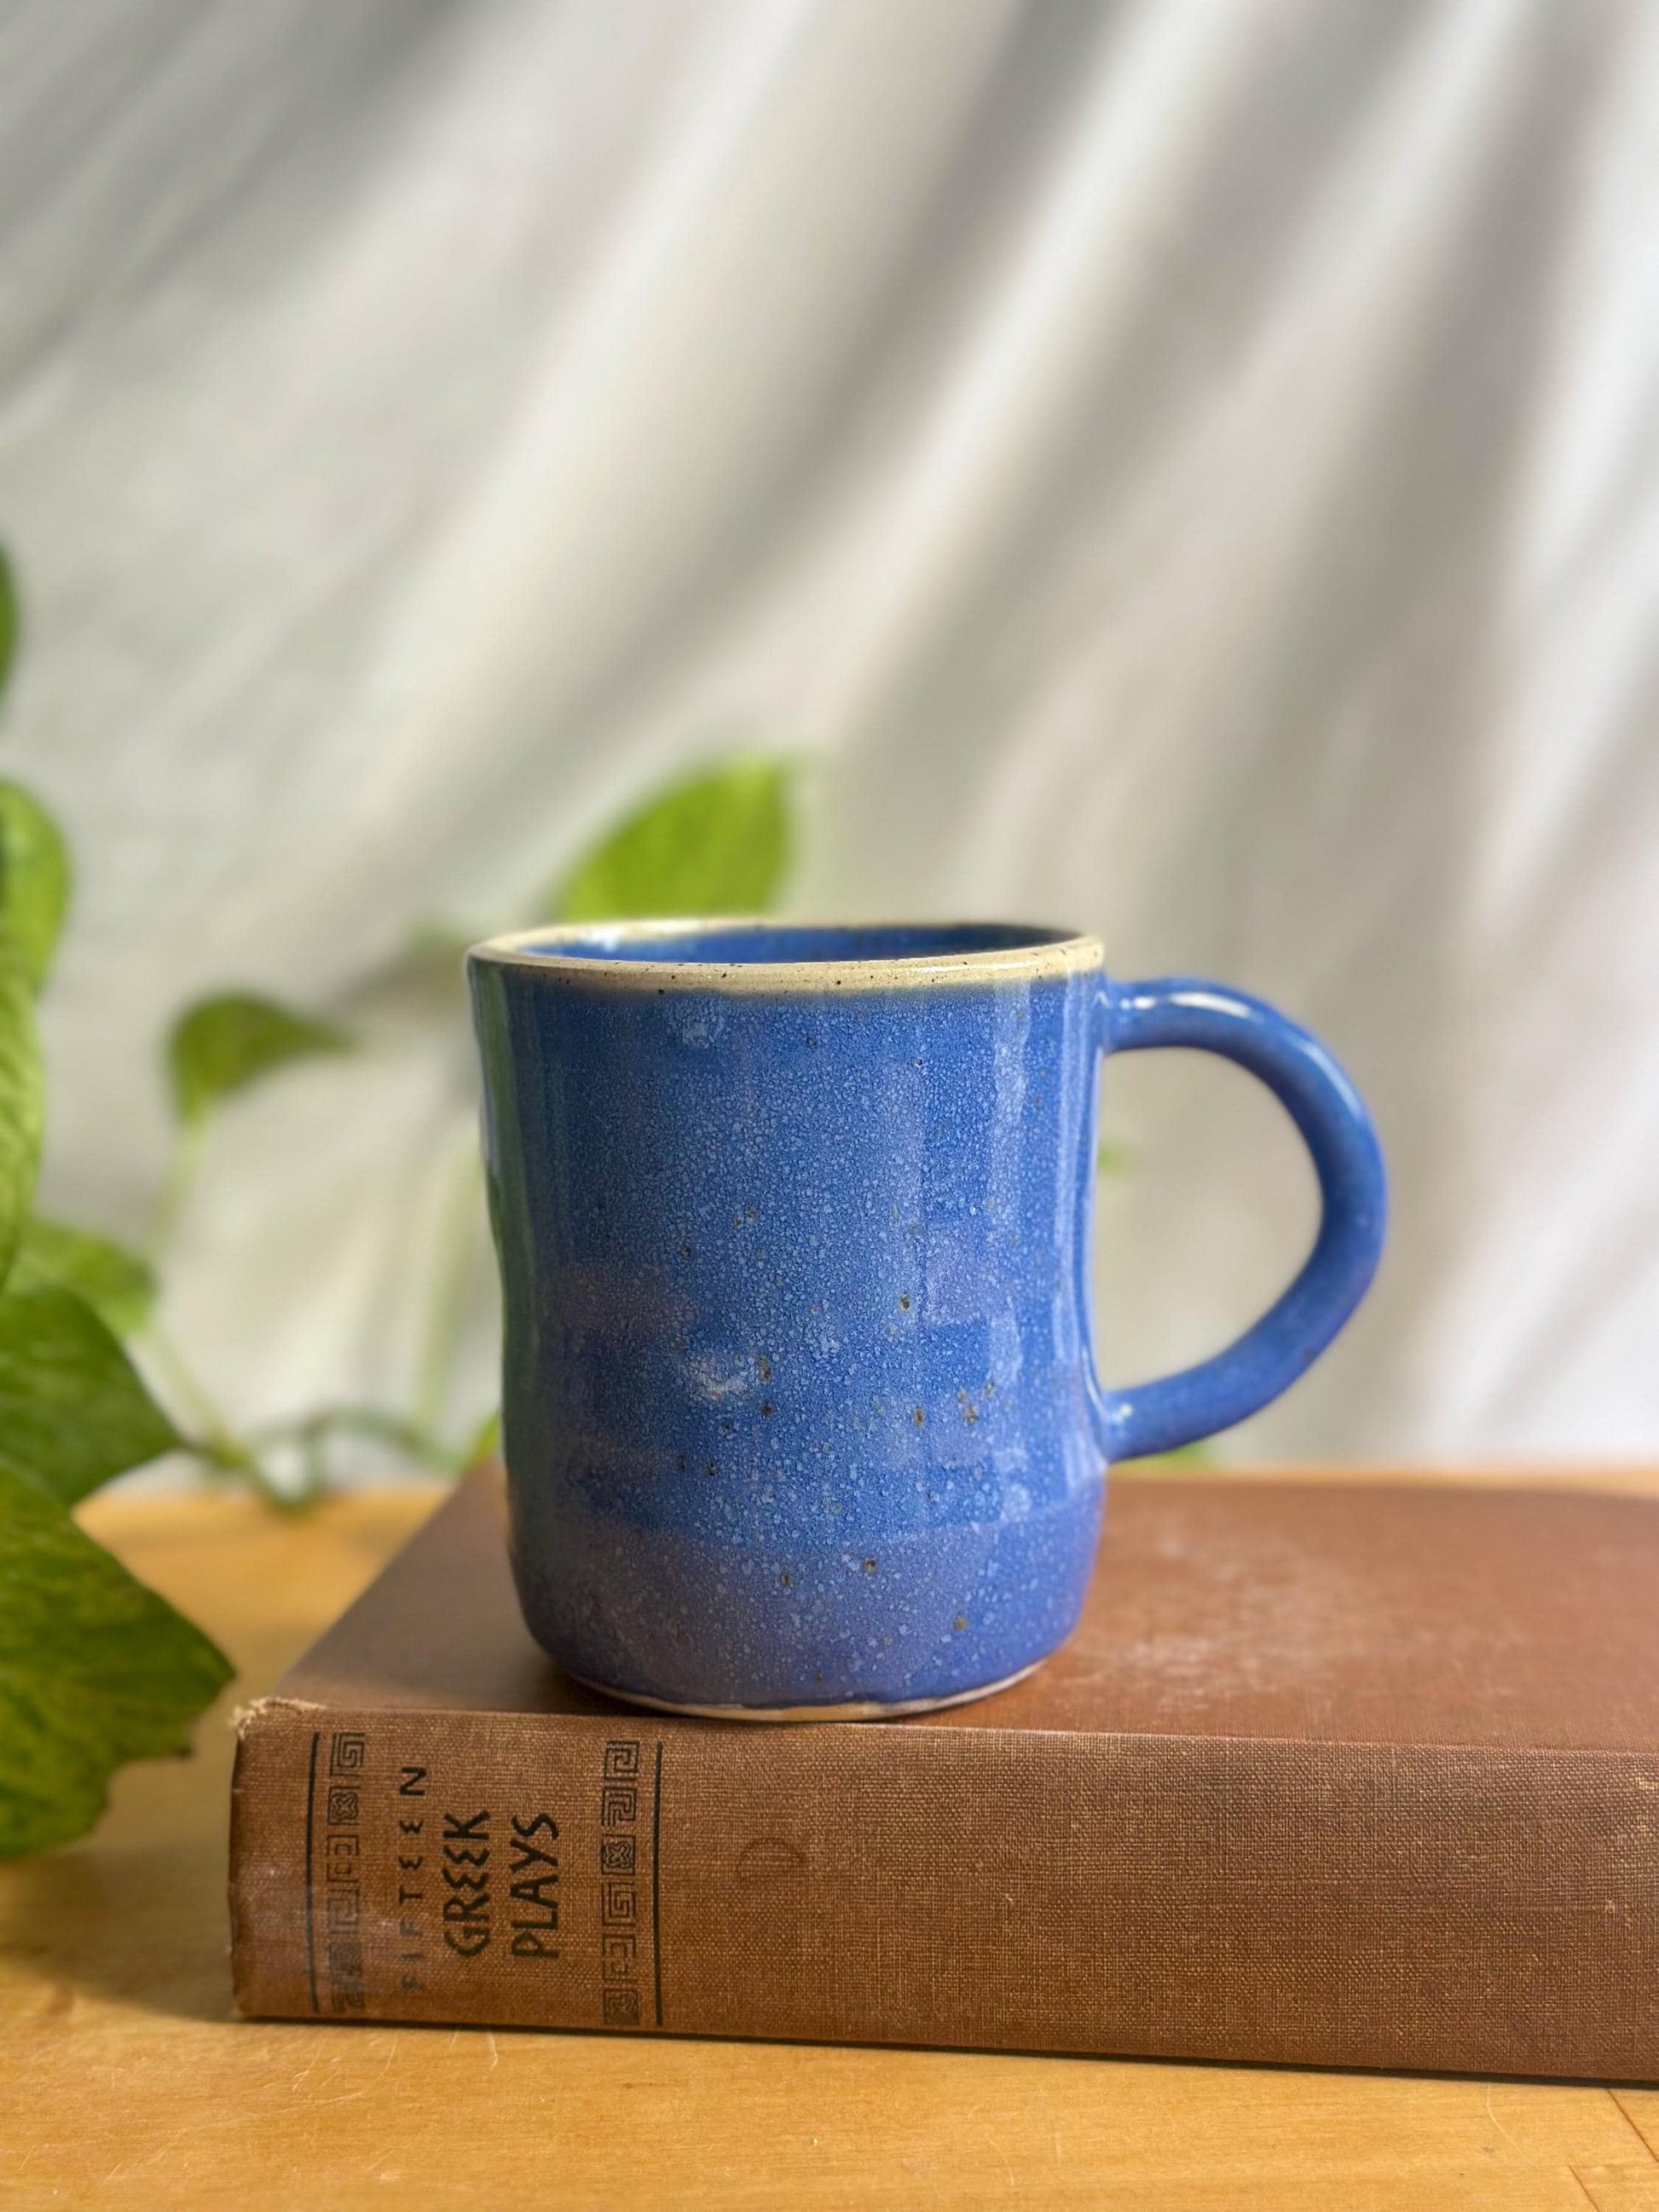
[230,1467,1659,2078]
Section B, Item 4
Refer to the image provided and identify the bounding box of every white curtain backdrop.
[3,0,1658,1465]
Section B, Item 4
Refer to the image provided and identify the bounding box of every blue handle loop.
[1089,979,1386,1462]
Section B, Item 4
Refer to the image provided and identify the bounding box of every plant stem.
[137,1322,298,1505]
[141,1321,247,1461]
[148,1118,206,1260]
[249,1402,457,1473]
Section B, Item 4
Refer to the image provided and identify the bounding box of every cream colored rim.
[467,919,1103,993]
[569,1660,1042,1724]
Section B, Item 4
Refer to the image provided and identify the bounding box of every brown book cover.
[229,1467,1659,2079]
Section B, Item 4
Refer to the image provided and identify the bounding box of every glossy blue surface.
[1095,982,1387,1459]
[468,923,1384,1714]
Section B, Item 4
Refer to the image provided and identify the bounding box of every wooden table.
[4,1477,1658,2211]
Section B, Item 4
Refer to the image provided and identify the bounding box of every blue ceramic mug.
[468,922,1384,1719]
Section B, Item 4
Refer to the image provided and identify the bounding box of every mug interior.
[481,920,1089,967]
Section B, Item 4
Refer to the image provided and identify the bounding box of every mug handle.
[1085,978,1387,1463]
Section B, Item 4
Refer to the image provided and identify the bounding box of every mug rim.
[467,918,1105,990]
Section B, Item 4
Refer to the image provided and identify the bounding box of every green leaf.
[7,1219,156,1337]
[1134,1441,1217,1471]
[552,758,794,922]
[0,939,42,1287]
[167,993,350,1128]
[465,1406,500,1465]
[0,1286,182,1507]
[0,782,71,991]
[0,1464,232,1857]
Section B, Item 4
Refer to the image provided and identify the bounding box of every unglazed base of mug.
[568,1659,1042,1724]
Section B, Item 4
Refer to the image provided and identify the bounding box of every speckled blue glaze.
[468,922,1384,1716]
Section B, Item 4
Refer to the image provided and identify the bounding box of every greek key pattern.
[598,1741,641,2024]
[323,1731,366,2013]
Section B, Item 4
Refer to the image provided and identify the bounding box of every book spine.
[229,1701,1659,2077]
